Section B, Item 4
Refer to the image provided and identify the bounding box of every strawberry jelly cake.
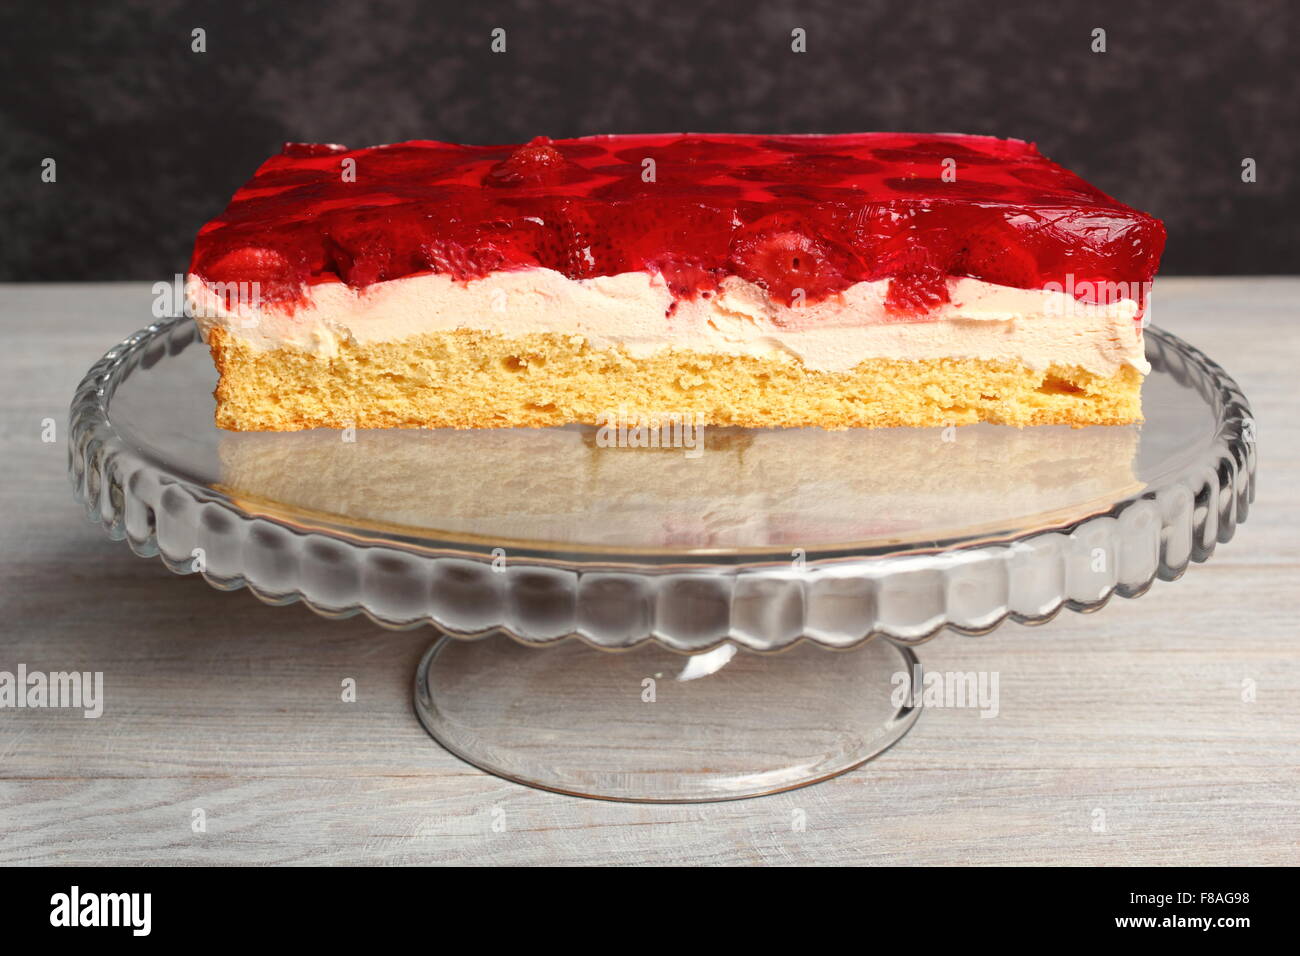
[185,133,1165,431]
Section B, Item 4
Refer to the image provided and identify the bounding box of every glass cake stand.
[69,317,1256,802]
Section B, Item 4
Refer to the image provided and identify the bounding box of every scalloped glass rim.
[68,316,1256,651]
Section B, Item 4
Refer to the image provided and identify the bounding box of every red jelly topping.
[190,133,1165,315]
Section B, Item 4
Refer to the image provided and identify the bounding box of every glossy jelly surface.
[190,133,1165,314]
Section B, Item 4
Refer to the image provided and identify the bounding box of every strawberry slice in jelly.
[523,199,604,279]
[325,216,435,288]
[590,200,733,289]
[729,214,856,306]
[198,245,307,306]
[952,225,1042,290]
[486,137,591,188]
[884,270,951,318]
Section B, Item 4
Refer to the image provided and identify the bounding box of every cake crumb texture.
[207,328,1143,431]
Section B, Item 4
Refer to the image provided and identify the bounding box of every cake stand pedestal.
[415,633,920,801]
[70,317,1254,802]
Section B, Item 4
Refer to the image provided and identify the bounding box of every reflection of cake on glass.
[186,134,1164,432]
[217,425,1142,550]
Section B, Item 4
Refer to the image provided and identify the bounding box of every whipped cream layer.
[187,269,1150,376]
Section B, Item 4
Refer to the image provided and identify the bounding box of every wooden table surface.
[0,277,1296,866]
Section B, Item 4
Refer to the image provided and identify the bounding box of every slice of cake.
[186,133,1165,431]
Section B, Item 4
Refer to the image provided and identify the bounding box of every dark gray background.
[1,0,1294,280]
